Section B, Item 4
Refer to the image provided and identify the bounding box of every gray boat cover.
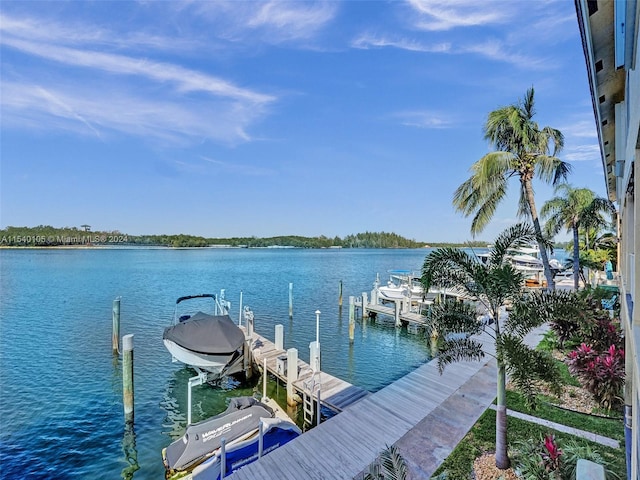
[164,397,274,472]
[163,313,245,354]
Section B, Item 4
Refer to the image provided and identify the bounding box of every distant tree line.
[0,225,487,249]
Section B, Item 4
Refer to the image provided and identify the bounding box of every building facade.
[575,1,639,478]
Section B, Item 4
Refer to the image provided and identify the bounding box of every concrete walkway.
[394,358,499,479]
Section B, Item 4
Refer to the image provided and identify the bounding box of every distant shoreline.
[0,245,437,250]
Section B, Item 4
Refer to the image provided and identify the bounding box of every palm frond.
[378,445,408,480]
[534,156,571,185]
[489,223,537,265]
[499,333,561,407]
[437,337,485,373]
[453,153,511,235]
[540,126,565,156]
[429,300,485,336]
[421,248,477,291]
[504,291,550,336]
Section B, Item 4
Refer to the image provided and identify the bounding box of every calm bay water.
[0,247,441,479]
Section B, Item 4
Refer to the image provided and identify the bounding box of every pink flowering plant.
[513,434,564,479]
[566,343,625,410]
[541,435,562,473]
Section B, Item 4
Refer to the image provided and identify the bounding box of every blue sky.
[0,1,605,243]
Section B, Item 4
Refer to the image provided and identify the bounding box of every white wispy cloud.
[395,110,453,129]
[560,120,598,138]
[1,81,260,144]
[248,2,336,39]
[351,33,545,70]
[461,39,549,70]
[2,37,273,104]
[351,33,450,52]
[407,0,512,31]
[190,1,337,44]
[0,12,198,52]
[0,11,276,145]
[563,144,601,162]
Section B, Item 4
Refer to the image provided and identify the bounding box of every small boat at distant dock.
[376,270,425,301]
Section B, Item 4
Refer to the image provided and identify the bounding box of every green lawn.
[505,390,624,443]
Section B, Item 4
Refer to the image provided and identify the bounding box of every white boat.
[376,270,425,301]
[477,244,565,279]
[163,294,246,379]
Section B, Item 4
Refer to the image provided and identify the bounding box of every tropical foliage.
[512,434,618,479]
[363,445,407,480]
[566,344,625,410]
[421,223,564,470]
[453,87,571,290]
[541,184,614,290]
[541,288,625,411]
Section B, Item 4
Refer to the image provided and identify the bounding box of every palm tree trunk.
[572,222,580,290]
[495,363,510,469]
[523,179,555,290]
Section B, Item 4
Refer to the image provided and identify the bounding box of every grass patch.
[536,329,559,353]
[554,357,581,387]
[432,409,626,479]
[431,410,495,479]
[505,390,624,443]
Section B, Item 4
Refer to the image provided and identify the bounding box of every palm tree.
[541,184,614,290]
[421,223,562,470]
[453,87,571,290]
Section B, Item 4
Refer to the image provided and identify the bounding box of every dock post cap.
[123,334,134,351]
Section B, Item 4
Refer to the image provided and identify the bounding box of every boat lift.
[187,368,210,425]
[182,291,250,426]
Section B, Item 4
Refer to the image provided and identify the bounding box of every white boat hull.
[163,339,244,376]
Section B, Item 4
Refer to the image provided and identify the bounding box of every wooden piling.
[338,280,343,307]
[245,308,254,379]
[430,329,439,357]
[122,334,134,424]
[286,348,298,406]
[309,341,320,372]
[275,324,284,351]
[394,300,401,327]
[348,296,355,344]
[112,297,121,354]
[288,282,293,318]
[262,357,267,400]
[361,292,368,319]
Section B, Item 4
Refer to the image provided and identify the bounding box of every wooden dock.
[227,325,548,480]
[353,284,473,333]
[362,301,431,328]
[247,329,370,413]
